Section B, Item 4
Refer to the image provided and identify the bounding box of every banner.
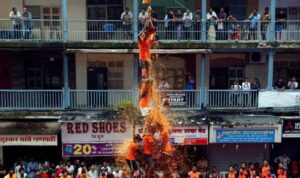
[137,125,208,145]
[161,92,186,106]
[258,91,300,108]
[62,143,119,157]
[61,121,133,143]
[215,129,275,143]
[0,135,57,146]
[283,119,300,138]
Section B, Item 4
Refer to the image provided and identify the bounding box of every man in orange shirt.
[228,166,236,178]
[278,168,287,178]
[188,167,201,178]
[277,162,287,177]
[261,161,273,178]
[143,131,155,177]
[238,169,246,178]
[126,134,142,176]
[158,126,173,154]
[138,24,157,79]
[139,80,153,116]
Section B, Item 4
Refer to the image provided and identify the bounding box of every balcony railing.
[0,89,200,110]
[0,90,63,110]
[1,19,300,42]
[206,90,259,109]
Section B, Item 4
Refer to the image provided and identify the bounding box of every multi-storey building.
[0,0,300,172]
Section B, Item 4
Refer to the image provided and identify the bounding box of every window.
[87,0,123,20]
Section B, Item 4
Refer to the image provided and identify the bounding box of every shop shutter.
[207,144,270,172]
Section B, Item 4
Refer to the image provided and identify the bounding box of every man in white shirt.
[207,8,217,20]
[66,161,74,175]
[9,7,22,39]
[112,167,123,178]
[242,78,251,90]
[18,168,27,178]
[139,8,148,29]
[288,77,298,89]
[183,10,193,40]
[88,165,98,178]
[121,7,132,39]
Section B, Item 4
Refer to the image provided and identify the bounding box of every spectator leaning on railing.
[275,78,286,91]
[22,7,32,39]
[139,8,148,29]
[248,9,260,40]
[217,8,227,40]
[183,10,193,40]
[194,9,201,40]
[164,9,176,40]
[261,7,271,41]
[9,7,22,39]
[120,7,132,40]
[287,77,298,90]
[276,9,287,41]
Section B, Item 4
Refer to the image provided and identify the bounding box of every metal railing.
[0,90,63,110]
[1,19,300,42]
[206,89,259,109]
[0,19,62,41]
[69,90,135,109]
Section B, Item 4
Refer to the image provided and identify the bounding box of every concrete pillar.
[133,54,139,104]
[63,52,70,108]
[62,0,68,42]
[0,146,3,164]
[200,54,206,108]
[267,49,275,90]
[201,0,207,43]
[133,0,139,42]
[269,0,276,42]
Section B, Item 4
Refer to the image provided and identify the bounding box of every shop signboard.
[215,129,275,143]
[137,125,208,145]
[283,119,300,138]
[162,92,186,106]
[61,121,133,143]
[62,143,119,157]
[0,135,57,146]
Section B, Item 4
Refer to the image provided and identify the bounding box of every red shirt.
[126,141,138,160]
[143,135,154,155]
[138,34,154,61]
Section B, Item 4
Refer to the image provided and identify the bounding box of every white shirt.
[18,173,27,178]
[139,12,148,24]
[275,156,291,169]
[88,170,98,178]
[183,12,193,28]
[112,171,123,178]
[232,84,241,90]
[15,165,21,177]
[288,81,298,89]
[66,165,74,174]
[242,82,251,90]
[207,11,217,20]
[100,166,111,173]
[9,11,21,25]
[159,82,170,90]
[121,11,132,25]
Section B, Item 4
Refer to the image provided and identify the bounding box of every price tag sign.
[62,143,119,157]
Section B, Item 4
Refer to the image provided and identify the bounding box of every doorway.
[0,53,12,89]
[87,67,108,107]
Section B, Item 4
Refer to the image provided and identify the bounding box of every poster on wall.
[0,135,57,146]
[283,119,300,138]
[137,125,208,145]
[215,129,276,143]
[62,143,119,157]
[161,92,186,106]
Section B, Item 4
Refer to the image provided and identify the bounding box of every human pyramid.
[124,1,175,178]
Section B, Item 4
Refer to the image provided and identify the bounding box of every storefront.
[208,124,282,171]
[0,121,60,167]
[271,117,300,172]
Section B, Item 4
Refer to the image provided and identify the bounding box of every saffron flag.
[143,0,150,5]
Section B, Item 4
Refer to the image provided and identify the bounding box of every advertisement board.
[62,143,119,157]
[0,135,57,146]
[283,119,300,138]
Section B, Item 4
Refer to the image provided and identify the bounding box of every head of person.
[125,7,129,13]
[254,9,258,15]
[19,168,25,175]
[250,164,255,169]
[241,162,246,169]
[278,162,284,168]
[280,9,284,14]
[209,8,213,13]
[196,9,201,13]
[229,166,234,172]
[90,165,95,171]
[278,78,283,82]
[133,134,142,143]
[81,169,87,176]
[186,10,190,15]
[177,9,182,14]
[141,8,146,13]
[9,168,14,175]
[67,161,71,166]
[168,9,173,15]
[192,166,197,172]
[263,160,269,166]
[239,168,244,174]
[265,7,269,13]
[220,8,224,13]
[292,77,296,82]
[23,7,28,13]
[244,78,249,83]
[252,171,257,177]
[12,7,17,13]
[209,174,213,178]
[62,170,68,177]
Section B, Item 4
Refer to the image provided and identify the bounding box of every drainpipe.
[201,0,207,43]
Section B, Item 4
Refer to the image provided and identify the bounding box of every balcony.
[1,19,300,45]
[0,89,299,112]
[0,89,200,111]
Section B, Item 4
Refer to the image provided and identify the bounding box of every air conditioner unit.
[248,52,267,64]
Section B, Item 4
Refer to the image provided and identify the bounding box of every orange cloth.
[126,141,138,160]
[228,172,235,178]
[142,0,150,4]
[143,135,154,154]
[265,175,272,178]
[161,130,173,152]
[238,173,246,178]
[139,82,152,108]
[261,165,270,178]
[138,34,154,61]
[189,172,200,178]
[277,169,287,176]
[278,174,286,178]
